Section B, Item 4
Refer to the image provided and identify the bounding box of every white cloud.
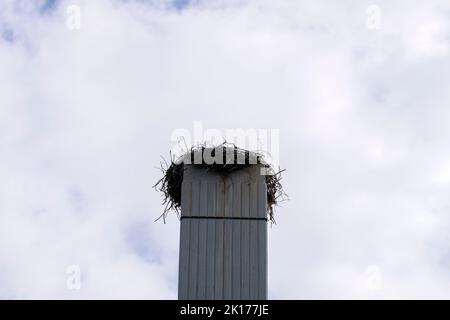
[1,0,450,299]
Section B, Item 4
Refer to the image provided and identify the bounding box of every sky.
[1,0,450,299]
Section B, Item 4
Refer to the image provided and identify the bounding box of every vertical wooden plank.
[205,181,216,299]
[188,179,200,299]
[214,179,224,299]
[249,182,258,299]
[223,179,233,299]
[240,181,250,299]
[258,182,268,299]
[197,181,208,299]
[178,220,190,299]
[231,181,241,299]
[178,177,192,299]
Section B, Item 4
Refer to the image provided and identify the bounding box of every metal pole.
[178,165,268,300]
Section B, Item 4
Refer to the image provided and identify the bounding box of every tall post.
[178,164,268,300]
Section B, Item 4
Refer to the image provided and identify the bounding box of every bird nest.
[154,144,286,224]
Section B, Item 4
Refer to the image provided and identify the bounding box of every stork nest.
[154,144,286,224]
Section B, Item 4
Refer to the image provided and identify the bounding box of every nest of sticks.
[154,144,286,224]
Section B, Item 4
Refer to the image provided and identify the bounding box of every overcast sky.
[1,0,450,299]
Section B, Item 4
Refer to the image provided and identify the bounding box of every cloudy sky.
[1,0,450,299]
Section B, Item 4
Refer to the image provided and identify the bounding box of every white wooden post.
[178,164,268,300]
